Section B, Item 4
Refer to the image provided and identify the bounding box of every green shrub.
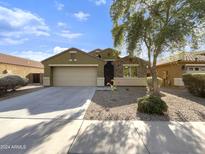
[147,77,163,90]
[137,95,168,115]
[0,74,28,93]
[182,73,205,98]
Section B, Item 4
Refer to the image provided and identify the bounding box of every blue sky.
[0,0,204,62]
[0,0,119,61]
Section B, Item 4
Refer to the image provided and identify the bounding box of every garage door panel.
[53,67,97,86]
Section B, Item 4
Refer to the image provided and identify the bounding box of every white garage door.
[53,67,97,86]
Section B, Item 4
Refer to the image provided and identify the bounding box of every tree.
[110,0,205,95]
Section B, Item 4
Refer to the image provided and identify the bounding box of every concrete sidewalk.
[0,118,82,154]
[0,119,204,154]
[69,120,205,154]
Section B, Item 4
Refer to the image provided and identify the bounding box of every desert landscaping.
[85,87,205,121]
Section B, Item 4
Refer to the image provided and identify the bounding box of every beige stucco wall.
[0,63,44,83]
[42,48,105,86]
[0,63,43,77]
[157,62,183,86]
[157,61,205,86]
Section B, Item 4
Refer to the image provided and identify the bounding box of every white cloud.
[57,30,82,39]
[57,22,67,29]
[74,11,90,21]
[92,0,106,5]
[80,48,89,52]
[53,46,67,53]
[0,6,49,45]
[0,38,28,45]
[10,50,52,61]
[56,22,82,40]
[10,46,68,61]
[55,1,64,11]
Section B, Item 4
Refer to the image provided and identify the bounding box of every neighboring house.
[42,48,147,87]
[0,53,44,84]
[157,52,205,87]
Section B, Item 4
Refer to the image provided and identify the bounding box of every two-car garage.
[42,48,105,87]
[52,66,98,86]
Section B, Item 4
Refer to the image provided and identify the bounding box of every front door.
[104,61,114,86]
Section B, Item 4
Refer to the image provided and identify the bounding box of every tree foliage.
[110,0,205,94]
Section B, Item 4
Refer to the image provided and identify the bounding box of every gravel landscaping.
[84,87,205,121]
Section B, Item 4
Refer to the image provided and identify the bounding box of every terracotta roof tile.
[0,53,43,68]
[157,52,205,65]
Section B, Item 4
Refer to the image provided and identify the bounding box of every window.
[123,66,137,77]
[188,67,193,71]
[200,67,205,71]
[69,53,77,61]
[187,66,204,72]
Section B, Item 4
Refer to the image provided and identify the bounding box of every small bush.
[183,73,205,98]
[0,74,28,93]
[137,95,168,115]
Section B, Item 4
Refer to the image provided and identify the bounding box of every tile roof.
[157,51,205,65]
[0,53,43,68]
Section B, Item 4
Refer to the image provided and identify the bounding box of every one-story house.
[42,48,148,87]
[0,53,44,84]
[157,51,205,86]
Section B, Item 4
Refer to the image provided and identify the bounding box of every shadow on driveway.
[0,87,95,116]
[0,110,83,154]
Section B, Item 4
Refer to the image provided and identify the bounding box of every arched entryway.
[104,61,114,86]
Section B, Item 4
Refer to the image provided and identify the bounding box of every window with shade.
[123,65,137,77]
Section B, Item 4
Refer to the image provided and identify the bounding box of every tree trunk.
[152,67,159,96]
[151,54,160,96]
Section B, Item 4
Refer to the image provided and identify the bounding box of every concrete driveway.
[0,87,95,154]
[0,87,204,154]
[0,87,95,119]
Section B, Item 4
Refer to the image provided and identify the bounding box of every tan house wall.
[157,62,183,86]
[113,56,148,86]
[0,63,44,83]
[113,56,147,78]
[42,48,105,86]
[157,61,205,86]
